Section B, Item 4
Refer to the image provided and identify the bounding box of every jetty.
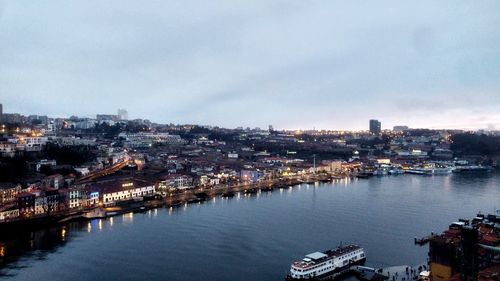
[414,233,437,245]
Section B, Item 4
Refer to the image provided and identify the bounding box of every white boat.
[286,244,366,280]
[389,169,405,175]
[406,163,453,175]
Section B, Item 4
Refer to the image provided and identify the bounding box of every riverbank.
[0,173,338,234]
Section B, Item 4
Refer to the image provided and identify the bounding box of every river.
[0,172,498,280]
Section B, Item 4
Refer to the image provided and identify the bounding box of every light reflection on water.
[0,172,498,281]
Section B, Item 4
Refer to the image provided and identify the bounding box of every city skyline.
[1,103,499,132]
[1,1,499,130]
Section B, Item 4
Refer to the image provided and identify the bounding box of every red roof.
[480,234,500,246]
[443,229,460,238]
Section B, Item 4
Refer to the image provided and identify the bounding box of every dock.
[414,233,437,245]
[372,264,428,281]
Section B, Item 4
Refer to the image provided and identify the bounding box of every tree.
[43,143,97,166]
[450,133,499,156]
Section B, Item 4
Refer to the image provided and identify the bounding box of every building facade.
[369,119,381,135]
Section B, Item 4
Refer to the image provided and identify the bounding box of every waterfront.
[1,172,499,281]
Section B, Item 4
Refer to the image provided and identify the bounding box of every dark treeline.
[450,133,499,156]
[43,143,96,166]
[0,156,32,182]
[0,144,97,182]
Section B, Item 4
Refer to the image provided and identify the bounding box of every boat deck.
[291,245,362,269]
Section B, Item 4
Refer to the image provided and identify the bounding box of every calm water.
[0,172,499,281]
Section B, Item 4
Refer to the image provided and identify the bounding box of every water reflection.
[0,222,77,274]
[123,212,134,223]
[61,227,66,241]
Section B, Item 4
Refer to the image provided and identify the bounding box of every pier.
[414,233,437,245]
[373,264,428,281]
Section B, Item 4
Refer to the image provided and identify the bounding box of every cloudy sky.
[1,1,499,130]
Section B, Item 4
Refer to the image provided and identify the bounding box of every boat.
[187,198,203,204]
[355,172,372,179]
[221,191,235,198]
[261,186,274,192]
[389,169,405,175]
[168,200,182,207]
[194,192,209,200]
[406,167,453,175]
[133,206,147,213]
[372,169,388,176]
[286,244,366,280]
[244,188,258,194]
[453,165,492,173]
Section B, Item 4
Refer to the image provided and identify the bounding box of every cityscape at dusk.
[1,1,499,281]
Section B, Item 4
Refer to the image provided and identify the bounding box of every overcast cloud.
[1,1,499,130]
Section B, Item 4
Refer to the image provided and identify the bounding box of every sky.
[0,1,499,130]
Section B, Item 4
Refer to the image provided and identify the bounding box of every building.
[34,189,62,215]
[369,119,381,135]
[0,204,19,221]
[41,174,64,189]
[2,113,25,124]
[158,174,193,191]
[118,132,185,148]
[118,109,128,120]
[68,188,82,209]
[0,141,16,157]
[393,125,409,132]
[17,192,36,217]
[428,214,500,281]
[318,160,343,173]
[0,183,22,205]
[58,136,97,146]
[73,118,97,130]
[199,175,220,186]
[227,153,238,159]
[8,135,49,152]
[96,114,121,123]
[240,170,264,183]
[0,103,3,123]
[91,178,155,206]
[36,159,57,172]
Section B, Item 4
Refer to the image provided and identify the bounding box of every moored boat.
[453,165,492,173]
[286,244,366,280]
[244,188,258,194]
[221,191,235,198]
[261,186,274,192]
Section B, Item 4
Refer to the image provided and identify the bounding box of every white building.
[227,153,238,159]
[158,175,193,191]
[0,205,19,221]
[23,136,48,152]
[69,189,82,209]
[118,132,185,148]
[100,180,155,206]
[58,136,97,146]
